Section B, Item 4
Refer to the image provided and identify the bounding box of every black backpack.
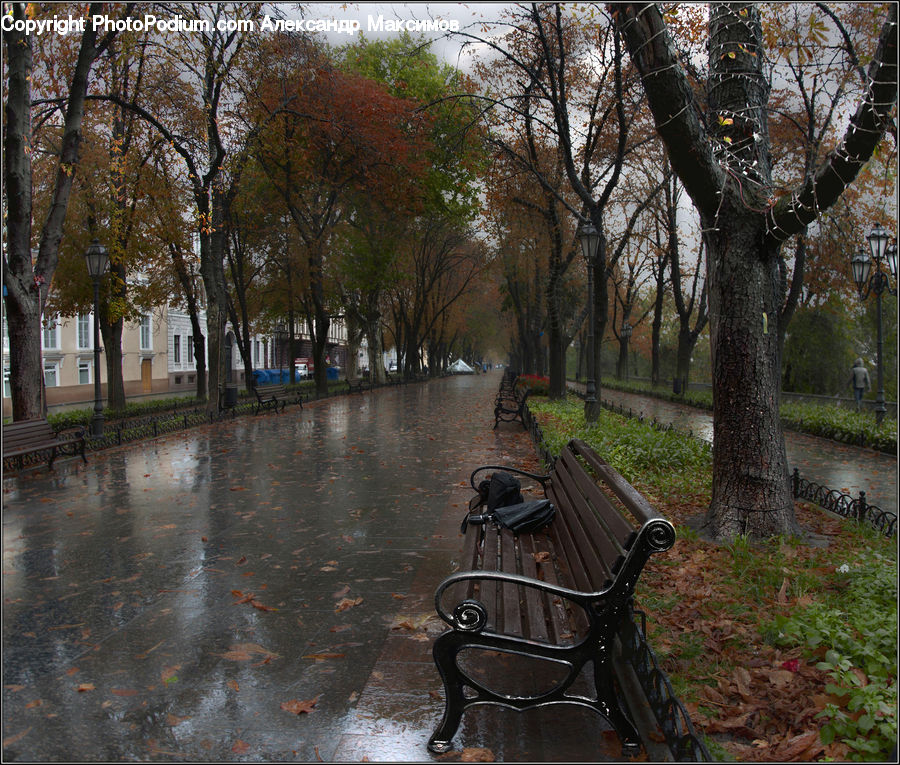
[462,471,556,535]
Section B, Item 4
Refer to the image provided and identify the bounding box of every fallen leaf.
[231,740,250,754]
[220,643,280,662]
[281,697,318,715]
[227,679,240,692]
[303,653,345,661]
[76,683,95,692]
[532,551,551,563]
[3,728,32,747]
[335,597,363,613]
[460,747,495,761]
[776,577,789,604]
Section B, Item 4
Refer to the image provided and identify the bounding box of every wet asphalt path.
[2,373,623,762]
[592,386,898,511]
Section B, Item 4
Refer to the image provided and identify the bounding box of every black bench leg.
[428,632,468,753]
[593,658,642,756]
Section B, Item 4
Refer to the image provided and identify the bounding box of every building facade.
[2,308,350,417]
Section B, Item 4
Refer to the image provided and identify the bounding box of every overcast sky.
[294,2,508,69]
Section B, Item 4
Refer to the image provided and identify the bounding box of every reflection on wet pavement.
[596,387,897,510]
[2,374,624,762]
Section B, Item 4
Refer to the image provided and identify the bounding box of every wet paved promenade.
[590,386,898,511]
[2,373,622,762]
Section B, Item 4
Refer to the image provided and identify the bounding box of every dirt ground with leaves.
[635,493,884,762]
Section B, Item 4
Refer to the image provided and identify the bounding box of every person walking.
[848,357,871,410]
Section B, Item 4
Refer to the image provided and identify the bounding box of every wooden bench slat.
[516,534,551,642]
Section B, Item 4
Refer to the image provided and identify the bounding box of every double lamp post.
[850,222,897,425]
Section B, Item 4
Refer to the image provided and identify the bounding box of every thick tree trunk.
[2,7,40,419]
[702,207,797,538]
[3,4,104,420]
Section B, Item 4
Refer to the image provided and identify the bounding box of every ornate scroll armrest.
[434,570,604,632]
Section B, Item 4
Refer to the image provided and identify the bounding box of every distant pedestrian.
[848,358,871,410]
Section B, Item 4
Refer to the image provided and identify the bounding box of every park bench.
[493,386,530,429]
[346,378,369,394]
[253,384,293,415]
[2,418,87,471]
[428,437,675,756]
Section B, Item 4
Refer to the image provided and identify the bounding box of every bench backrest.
[3,419,57,450]
[547,438,674,594]
[256,384,286,396]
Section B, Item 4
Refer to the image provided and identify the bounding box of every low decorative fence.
[791,468,896,538]
[522,402,712,762]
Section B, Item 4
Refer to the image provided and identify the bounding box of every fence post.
[857,491,868,524]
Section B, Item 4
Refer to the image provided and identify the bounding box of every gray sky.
[293,2,507,68]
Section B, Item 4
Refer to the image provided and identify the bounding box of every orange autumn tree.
[248,34,430,394]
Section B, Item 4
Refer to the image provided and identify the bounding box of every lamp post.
[274,322,287,383]
[850,223,897,425]
[577,221,601,423]
[621,321,632,381]
[83,239,109,437]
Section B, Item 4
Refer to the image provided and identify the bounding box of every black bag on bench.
[462,471,555,534]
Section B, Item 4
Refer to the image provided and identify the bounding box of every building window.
[175,375,182,385]
[3,367,10,398]
[140,314,151,351]
[43,316,60,349]
[77,314,92,349]
[78,361,91,385]
[173,334,181,364]
[44,362,59,388]
[187,335,193,363]
[254,339,260,365]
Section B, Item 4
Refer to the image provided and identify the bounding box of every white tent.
[448,358,475,374]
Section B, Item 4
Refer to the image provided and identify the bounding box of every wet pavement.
[3,373,627,763]
[589,386,898,512]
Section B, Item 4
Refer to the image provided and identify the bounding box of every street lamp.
[577,221,601,423]
[850,223,898,425]
[83,239,109,437]
[621,321,632,381]
[274,322,288,383]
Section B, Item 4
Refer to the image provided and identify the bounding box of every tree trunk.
[702,207,797,537]
[3,4,105,420]
[101,317,126,411]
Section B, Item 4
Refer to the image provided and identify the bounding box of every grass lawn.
[527,396,897,762]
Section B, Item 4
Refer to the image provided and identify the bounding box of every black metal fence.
[621,609,713,761]
[792,468,896,538]
[521,399,712,762]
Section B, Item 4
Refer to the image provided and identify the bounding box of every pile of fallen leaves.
[634,494,887,762]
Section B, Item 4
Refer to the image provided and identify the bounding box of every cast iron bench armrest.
[434,569,602,632]
[434,516,675,633]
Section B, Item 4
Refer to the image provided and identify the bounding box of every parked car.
[388,361,398,373]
